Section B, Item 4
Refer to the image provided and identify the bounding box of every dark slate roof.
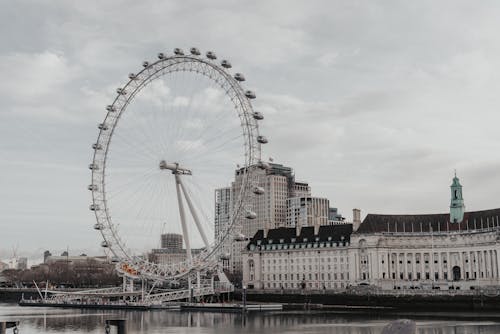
[247,224,353,250]
[357,208,500,234]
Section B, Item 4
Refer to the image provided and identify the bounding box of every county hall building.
[242,174,500,291]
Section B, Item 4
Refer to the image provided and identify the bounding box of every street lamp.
[242,285,247,312]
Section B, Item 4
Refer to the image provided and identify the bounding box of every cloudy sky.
[1,1,500,260]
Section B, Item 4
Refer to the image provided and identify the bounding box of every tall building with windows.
[214,187,233,271]
[286,196,330,232]
[217,162,323,276]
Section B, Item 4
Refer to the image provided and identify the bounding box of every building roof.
[357,208,500,234]
[247,224,353,249]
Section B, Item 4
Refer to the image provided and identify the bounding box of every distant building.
[17,257,28,270]
[214,187,232,271]
[161,233,183,250]
[244,174,500,291]
[286,196,330,232]
[149,233,203,266]
[43,250,52,263]
[45,254,107,265]
[328,207,346,224]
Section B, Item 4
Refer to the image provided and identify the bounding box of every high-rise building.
[286,196,330,232]
[214,187,232,271]
[161,233,183,250]
[150,233,202,266]
[219,162,308,275]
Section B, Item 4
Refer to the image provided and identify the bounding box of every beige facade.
[243,208,500,292]
[286,196,329,231]
[350,228,500,290]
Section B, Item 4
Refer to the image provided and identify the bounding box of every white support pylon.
[175,174,192,263]
[178,177,211,250]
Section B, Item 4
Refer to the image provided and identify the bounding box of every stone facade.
[243,175,500,291]
[243,214,500,291]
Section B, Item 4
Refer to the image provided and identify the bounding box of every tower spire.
[450,172,465,223]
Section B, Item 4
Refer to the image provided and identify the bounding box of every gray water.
[1,303,500,334]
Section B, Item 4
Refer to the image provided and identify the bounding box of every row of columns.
[372,248,499,281]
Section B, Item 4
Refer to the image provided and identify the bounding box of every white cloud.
[0,51,78,101]
[2,0,500,257]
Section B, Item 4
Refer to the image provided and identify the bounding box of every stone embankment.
[236,289,500,311]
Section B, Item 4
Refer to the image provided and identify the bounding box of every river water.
[1,303,500,334]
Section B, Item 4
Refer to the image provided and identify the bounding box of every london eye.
[88,48,266,284]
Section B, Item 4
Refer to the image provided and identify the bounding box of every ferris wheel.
[88,48,266,282]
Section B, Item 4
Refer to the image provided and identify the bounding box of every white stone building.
[243,224,353,290]
[243,175,500,291]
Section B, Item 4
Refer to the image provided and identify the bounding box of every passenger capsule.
[253,186,265,195]
[221,60,232,68]
[245,210,257,219]
[142,61,150,68]
[157,52,165,59]
[128,73,137,80]
[190,47,201,55]
[245,90,256,99]
[257,135,268,144]
[106,105,116,112]
[93,223,104,230]
[219,253,231,260]
[89,163,99,170]
[98,123,108,131]
[92,143,102,150]
[252,111,264,120]
[88,184,98,191]
[206,51,217,60]
[111,256,120,263]
[173,48,184,55]
[234,233,247,241]
[89,204,100,211]
[116,88,127,95]
[101,240,110,248]
[234,73,245,81]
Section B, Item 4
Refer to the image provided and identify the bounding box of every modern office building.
[216,162,326,275]
[286,196,330,231]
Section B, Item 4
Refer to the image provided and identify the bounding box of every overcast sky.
[1,1,500,260]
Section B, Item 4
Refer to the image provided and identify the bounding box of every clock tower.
[450,171,465,223]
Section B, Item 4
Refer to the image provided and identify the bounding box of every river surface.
[2,303,500,334]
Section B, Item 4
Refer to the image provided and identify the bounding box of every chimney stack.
[353,208,361,231]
